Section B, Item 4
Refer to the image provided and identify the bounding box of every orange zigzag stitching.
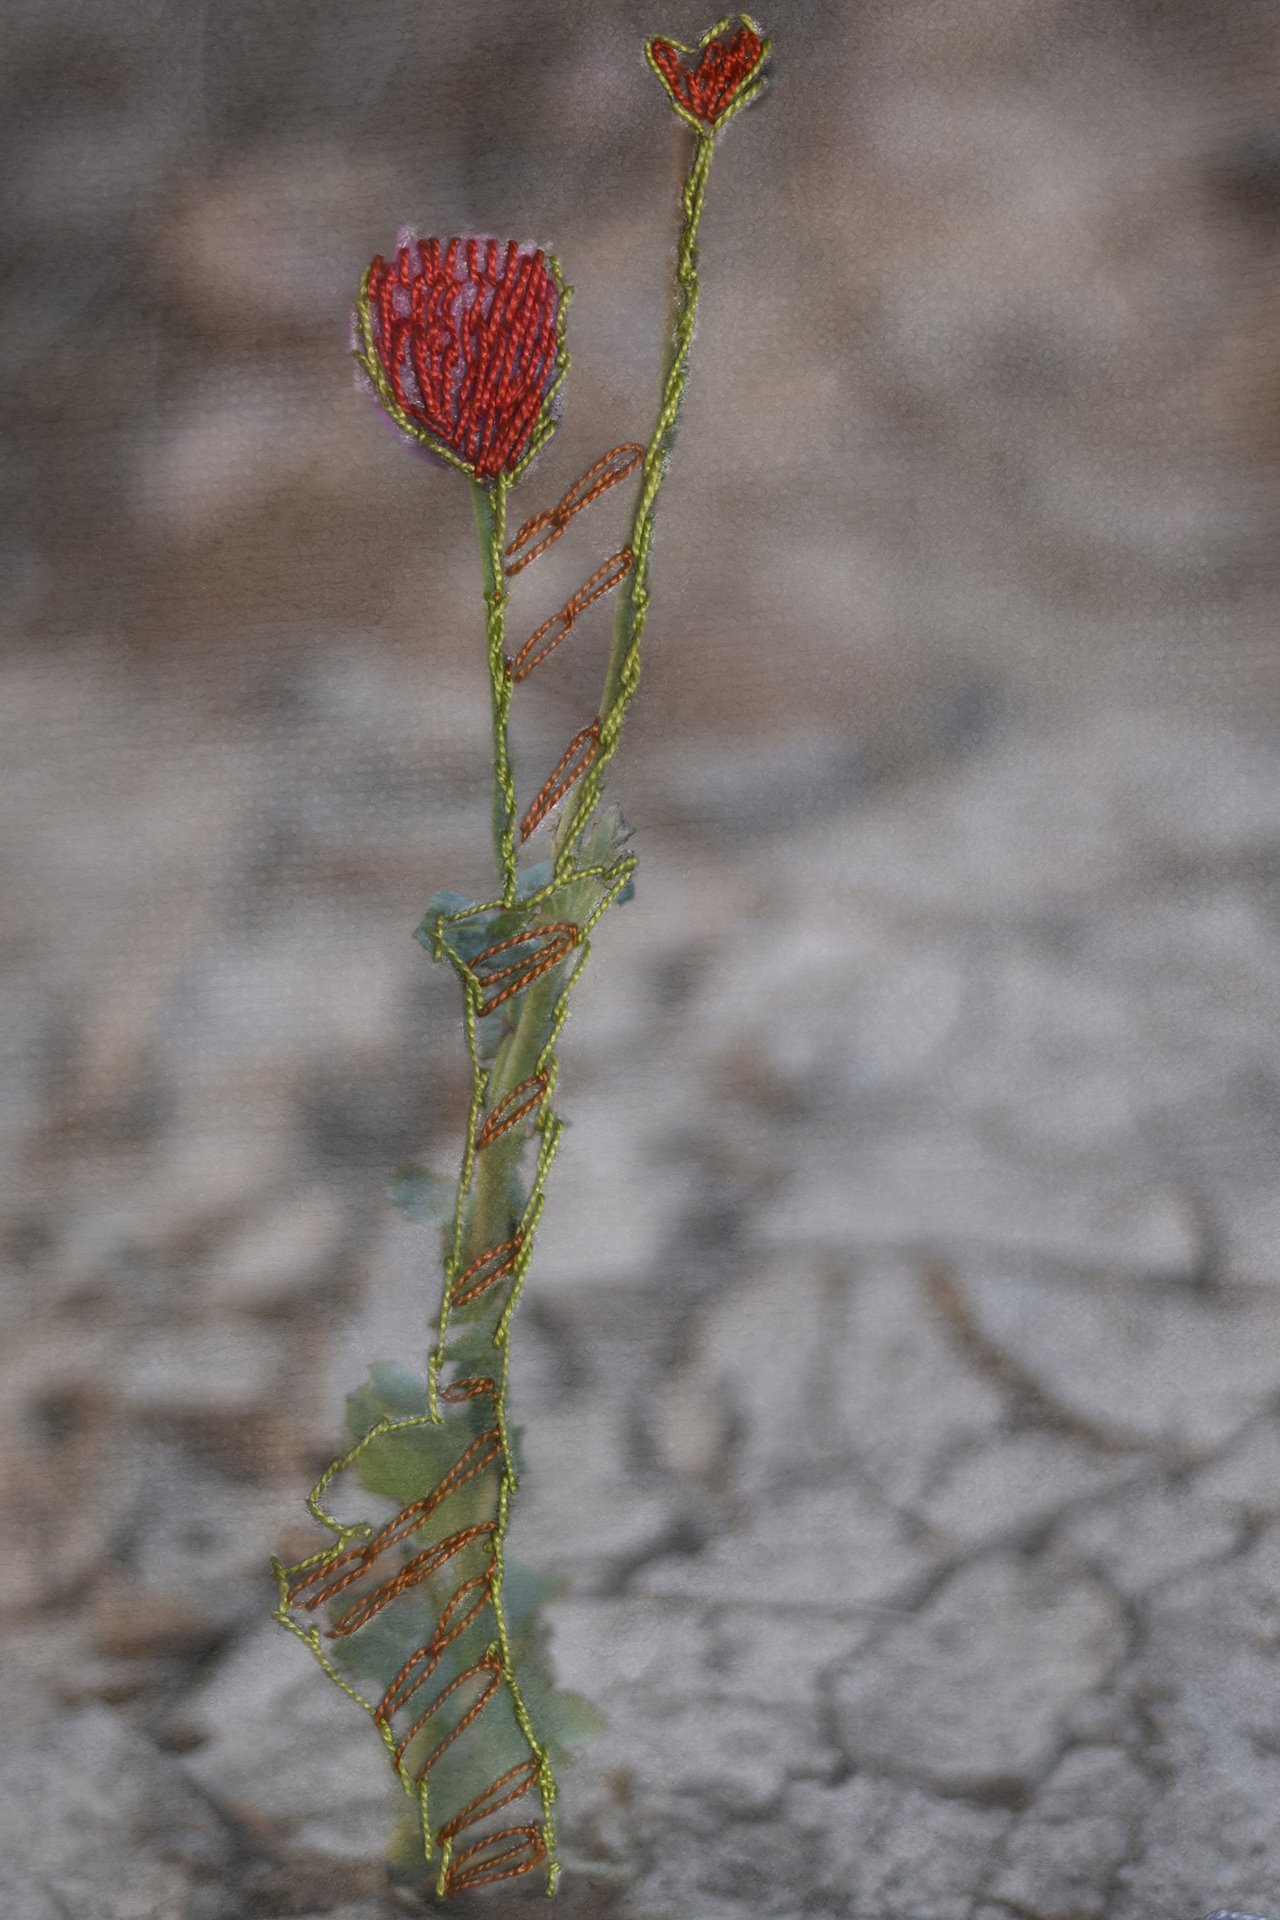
[474,1071,549,1149]
[505,443,643,574]
[286,1427,504,1612]
[470,923,579,1016]
[520,721,601,841]
[304,1370,545,1893]
[507,550,632,683]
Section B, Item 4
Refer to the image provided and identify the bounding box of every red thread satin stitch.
[362,236,564,479]
[648,22,765,128]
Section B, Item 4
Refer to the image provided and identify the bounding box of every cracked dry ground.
[5,651,1280,1920]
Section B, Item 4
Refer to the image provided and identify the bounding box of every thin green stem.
[472,476,518,902]
[555,129,715,878]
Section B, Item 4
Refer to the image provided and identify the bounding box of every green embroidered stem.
[428,831,631,1411]
[413,125,719,1879]
[555,129,715,878]
[411,834,632,1895]
[274,26,767,1897]
[473,477,518,903]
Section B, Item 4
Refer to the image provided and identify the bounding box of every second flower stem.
[556,128,715,879]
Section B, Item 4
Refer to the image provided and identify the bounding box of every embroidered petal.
[646,15,769,134]
[354,235,569,483]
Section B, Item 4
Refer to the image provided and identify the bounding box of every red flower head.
[646,14,769,135]
[354,234,569,484]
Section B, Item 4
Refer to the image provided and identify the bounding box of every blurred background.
[5,3,1280,1916]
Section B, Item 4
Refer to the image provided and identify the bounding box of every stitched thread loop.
[505,443,644,574]
[520,722,602,841]
[471,923,579,1015]
[474,1072,551,1149]
[507,550,632,683]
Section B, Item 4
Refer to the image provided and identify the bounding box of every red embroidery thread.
[362,237,565,479]
[648,20,766,128]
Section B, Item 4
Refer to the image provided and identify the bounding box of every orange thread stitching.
[505,443,644,575]
[474,1071,550,1150]
[440,1375,498,1403]
[520,721,601,841]
[507,549,632,683]
[445,1827,548,1895]
[287,1429,502,1611]
[287,1547,370,1609]
[376,1574,492,1722]
[408,1650,504,1780]
[424,1425,503,1506]
[471,923,578,1016]
[450,1237,523,1309]
[326,1523,497,1639]
[438,1758,541,1842]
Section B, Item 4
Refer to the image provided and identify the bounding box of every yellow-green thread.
[556,131,716,877]
[281,31,762,1896]
[429,989,486,1420]
[397,855,637,1884]
[432,859,624,937]
[473,477,519,902]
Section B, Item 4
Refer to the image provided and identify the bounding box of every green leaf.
[344,1372,463,1512]
[386,1163,455,1229]
[528,1676,607,1759]
[419,886,473,926]
[516,858,553,899]
[501,1557,561,1640]
[345,1363,429,1436]
[416,895,510,968]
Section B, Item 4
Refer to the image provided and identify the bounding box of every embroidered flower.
[354,234,569,483]
[645,15,769,135]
